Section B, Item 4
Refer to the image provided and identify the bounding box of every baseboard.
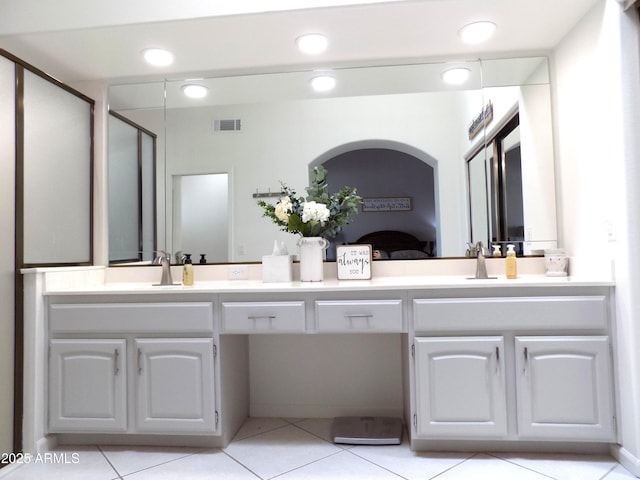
[0,462,24,479]
[35,435,56,454]
[55,433,225,448]
[410,438,612,454]
[249,404,403,419]
[611,445,640,477]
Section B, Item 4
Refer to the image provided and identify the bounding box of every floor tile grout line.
[219,449,264,480]
[484,452,560,480]
[267,449,349,480]
[598,462,622,480]
[98,446,205,479]
[96,445,124,479]
[230,418,294,442]
[341,448,410,480]
[426,453,483,480]
[346,446,481,480]
[224,420,351,479]
[288,420,346,446]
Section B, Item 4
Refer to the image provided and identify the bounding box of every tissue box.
[262,255,293,282]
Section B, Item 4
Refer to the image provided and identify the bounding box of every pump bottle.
[182,253,194,286]
[505,244,517,279]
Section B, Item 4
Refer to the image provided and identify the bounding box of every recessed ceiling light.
[142,48,175,67]
[310,75,336,92]
[458,21,496,44]
[441,67,471,85]
[296,33,329,54]
[182,84,208,99]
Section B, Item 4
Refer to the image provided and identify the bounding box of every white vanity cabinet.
[29,274,616,454]
[47,301,217,435]
[134,338,216,433]
[49,339,127,432]
[413,336,507,438]
[514,336,614,440]
[411,293,616,444]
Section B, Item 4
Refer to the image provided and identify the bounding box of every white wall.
[0,53,16,458]
[249,334,404,418]
[552,0,640,473]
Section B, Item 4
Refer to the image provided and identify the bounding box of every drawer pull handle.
[495,346,500,375]
[523,347,529,376]
[248,315,276,329]
[114,349,119,376]
[345,313,373,328]
[138,348,142,374]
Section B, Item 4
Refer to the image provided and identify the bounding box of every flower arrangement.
[257,166,362,238]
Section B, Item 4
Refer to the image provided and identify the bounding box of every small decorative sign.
[362,197,412,212]
[336,244,372,280]
[468,101,493,140]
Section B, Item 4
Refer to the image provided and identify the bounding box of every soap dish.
[331,416,403,445]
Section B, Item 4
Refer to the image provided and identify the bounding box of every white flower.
[274,196,292,223]
[302,201,330,224]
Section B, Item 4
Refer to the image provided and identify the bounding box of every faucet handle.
[152,250,171,264]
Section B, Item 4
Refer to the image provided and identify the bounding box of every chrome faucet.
[474,241,489,279]
[153,251,178,286]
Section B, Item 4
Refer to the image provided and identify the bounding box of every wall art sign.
[362,197,412,212]
[468,101,494,140]
[336,244,372,280]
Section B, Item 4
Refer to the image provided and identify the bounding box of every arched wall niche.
[309,139,440,258]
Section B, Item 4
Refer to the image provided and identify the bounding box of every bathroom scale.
[331,416,403,445]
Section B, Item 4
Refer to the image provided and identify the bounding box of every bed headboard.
[355,230,434,258]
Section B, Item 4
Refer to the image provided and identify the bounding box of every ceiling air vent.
[213,118,241,132]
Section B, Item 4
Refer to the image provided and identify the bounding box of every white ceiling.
[0,0,599,85]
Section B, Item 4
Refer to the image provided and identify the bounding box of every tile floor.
[0,418,636,480]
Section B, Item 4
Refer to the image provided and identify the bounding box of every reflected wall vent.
[213,118,242,132]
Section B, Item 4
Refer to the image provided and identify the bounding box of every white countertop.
[43,275,613,296]
[23,258,614,296]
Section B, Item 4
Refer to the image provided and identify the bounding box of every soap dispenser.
[492,245,502,257]
[505,244,517,279]
[182,253,194,286]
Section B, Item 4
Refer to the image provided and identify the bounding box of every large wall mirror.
[108,56,556,264]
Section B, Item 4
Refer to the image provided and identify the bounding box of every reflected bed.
[356,230,435,259]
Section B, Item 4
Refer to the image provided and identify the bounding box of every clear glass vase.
[297,236,329,281]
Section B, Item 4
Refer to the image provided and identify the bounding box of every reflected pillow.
[389,250,431,259]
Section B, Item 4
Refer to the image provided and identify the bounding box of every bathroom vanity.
[22,261,617,454]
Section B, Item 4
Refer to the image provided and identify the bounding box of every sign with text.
[336,244,372,280]
[362,197,412,212]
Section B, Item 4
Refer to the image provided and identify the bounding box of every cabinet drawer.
[315,300,403,332]
[413,296,607,332]
[49,303,214,334]
[221,301,305,333]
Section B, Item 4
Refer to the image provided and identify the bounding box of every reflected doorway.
[172,173,229,263]
[467,113,524,254]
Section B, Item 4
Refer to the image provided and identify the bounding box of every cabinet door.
[135,338,216,433]
[515,336,615,441]
[49,339,127,432]
[414,337,507,438]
